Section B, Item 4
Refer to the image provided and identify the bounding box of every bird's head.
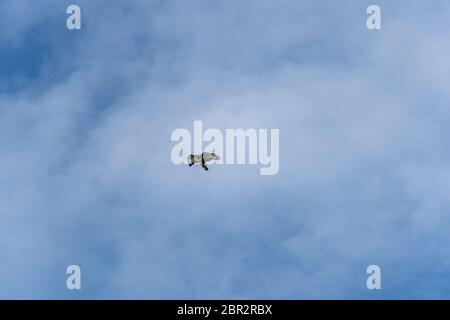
[211,152,220,160]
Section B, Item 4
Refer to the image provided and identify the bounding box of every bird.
[187,152,220,171]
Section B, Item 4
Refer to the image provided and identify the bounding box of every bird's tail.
[187,154,195,166]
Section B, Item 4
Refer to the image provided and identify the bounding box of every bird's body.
[187,152,220,171]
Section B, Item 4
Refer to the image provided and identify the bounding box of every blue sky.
[1,0,450,299]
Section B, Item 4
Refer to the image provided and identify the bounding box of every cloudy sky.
[1,0,450,299]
